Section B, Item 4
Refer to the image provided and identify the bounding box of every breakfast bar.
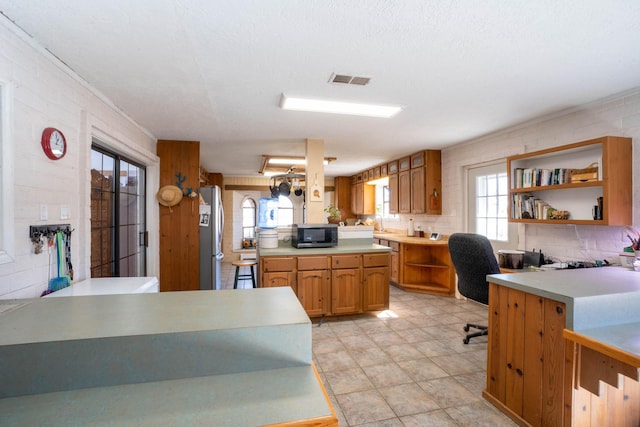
[485,268,640,427]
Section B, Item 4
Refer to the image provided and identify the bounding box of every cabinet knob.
[556,306,563,315]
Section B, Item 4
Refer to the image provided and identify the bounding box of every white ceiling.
[2,1,640,177]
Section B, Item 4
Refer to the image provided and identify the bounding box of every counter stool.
[232,260,257,289]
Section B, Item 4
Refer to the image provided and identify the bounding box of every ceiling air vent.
[329,73,371,86]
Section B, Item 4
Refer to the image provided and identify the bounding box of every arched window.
[242,198,256,247]
[278,195,294,227]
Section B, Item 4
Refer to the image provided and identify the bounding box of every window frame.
[467,161,517,249]
[241,197,257,246]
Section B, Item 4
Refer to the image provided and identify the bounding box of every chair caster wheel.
[463,337,470,344]
[463,325,470,332]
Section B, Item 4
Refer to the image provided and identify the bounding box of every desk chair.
[448,233,500,344]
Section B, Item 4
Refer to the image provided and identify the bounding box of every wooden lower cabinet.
[389,241,400,285]
[362,253,390,311]
[398,243,454,296]
[331,268,362,315]
[297,256,330,316]
[297,269,330,316]
[485,283,567,427]
[260,252,389,317]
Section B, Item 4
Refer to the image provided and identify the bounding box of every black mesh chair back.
[448,233,501,343]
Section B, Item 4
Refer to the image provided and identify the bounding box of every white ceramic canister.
[258,228,278,249]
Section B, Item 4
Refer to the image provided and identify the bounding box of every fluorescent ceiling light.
[269,158,329,166]
[280,94,402,118]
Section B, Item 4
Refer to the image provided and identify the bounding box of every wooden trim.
[262,362,338,427]
[563,329,640,369]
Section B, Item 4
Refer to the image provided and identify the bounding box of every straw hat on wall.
[157,185,183,208]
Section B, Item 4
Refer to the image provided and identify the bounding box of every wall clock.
[41,127,67,160]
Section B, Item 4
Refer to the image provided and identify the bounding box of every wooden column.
[157,140,200,292]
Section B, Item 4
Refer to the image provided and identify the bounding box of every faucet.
[375,214,384,232]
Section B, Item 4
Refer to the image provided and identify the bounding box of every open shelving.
[507,136,632,226]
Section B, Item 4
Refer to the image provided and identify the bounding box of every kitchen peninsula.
[0,288,337,426]
[258,226,391,317]
[485,268,640,427]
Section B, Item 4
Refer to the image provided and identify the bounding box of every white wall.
[384,89,640,263]
[0,17,159,298]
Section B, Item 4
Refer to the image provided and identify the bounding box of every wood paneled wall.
[157,140,200,291]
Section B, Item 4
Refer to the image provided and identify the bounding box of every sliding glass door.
[90,145,147,277]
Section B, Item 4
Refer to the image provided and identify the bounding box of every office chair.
[448,233,500,344]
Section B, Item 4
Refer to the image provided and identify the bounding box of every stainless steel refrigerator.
[199,185,224,290]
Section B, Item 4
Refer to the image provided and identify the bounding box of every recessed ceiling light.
[280,94,402,118]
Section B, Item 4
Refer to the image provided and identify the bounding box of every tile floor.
[221,261,517,426]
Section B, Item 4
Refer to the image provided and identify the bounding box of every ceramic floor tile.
[336,390,396,426]
[445,401,517,426]
[430,353,481,376]
[340,334,379,351]
[315,349,359,372]
[313,337,347,354]
[394,326,438,343]
[413,339,455,357]
[397,358,449,382]
[349,347,393,367]
[354,418,405,427]
[418,377,481,409]
[378,382,440,416]
[362,363,414,388]
[400,410,460,427]
[383,343,426,362]
[368,331,407,347]
[324,367,375,395]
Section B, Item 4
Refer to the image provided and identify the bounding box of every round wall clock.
[41,127,67,160]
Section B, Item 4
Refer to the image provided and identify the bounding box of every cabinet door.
[353,182,364,214]
[389,173,399,214]
[363,267,389,311]
[297,270,330,317]
[398,170,411,213]
[411,167,425,214]
[331,268,362,315]
[262,271,296,293]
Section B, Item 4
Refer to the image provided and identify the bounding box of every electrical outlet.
[40,204,48,221]
[60,204,70,220]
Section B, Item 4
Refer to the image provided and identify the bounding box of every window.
[91,145,147,277]
[277,195,294,227]
[0,79,14,264]
[468,162,515,245]
[242,198,256,247]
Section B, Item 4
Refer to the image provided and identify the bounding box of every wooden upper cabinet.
[388,160,398,175]
[373,166,381,180]
[398,156,411,171]
[398,170,411,213]
[334,176,354,220]
[389,173,399,214]
[380,163,388,177]
[410,150,442,215]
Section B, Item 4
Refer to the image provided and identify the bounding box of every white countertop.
[43,276,159,297]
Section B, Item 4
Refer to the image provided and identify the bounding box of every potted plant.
[324,204,342,224]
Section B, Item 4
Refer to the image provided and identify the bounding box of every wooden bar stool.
[232,260,257,289]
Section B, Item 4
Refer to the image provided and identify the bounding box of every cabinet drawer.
[297,256,330,271]
[332,254,361,269]
[389,241,400,252]
[262,257,295,272]
[363,253,390,267]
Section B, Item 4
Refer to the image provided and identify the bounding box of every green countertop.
[259,242,391,257]
[0,288,336,425]
[488,267,640,358]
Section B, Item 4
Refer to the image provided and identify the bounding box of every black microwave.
[292,224,338,248]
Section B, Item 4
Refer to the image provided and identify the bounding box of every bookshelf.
[507,136,632,225]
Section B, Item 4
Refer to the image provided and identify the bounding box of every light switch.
[60,204,70,220]
[40,204,48,221]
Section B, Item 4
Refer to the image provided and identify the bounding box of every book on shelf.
[512,193,552,220]
[512,167,572,189]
